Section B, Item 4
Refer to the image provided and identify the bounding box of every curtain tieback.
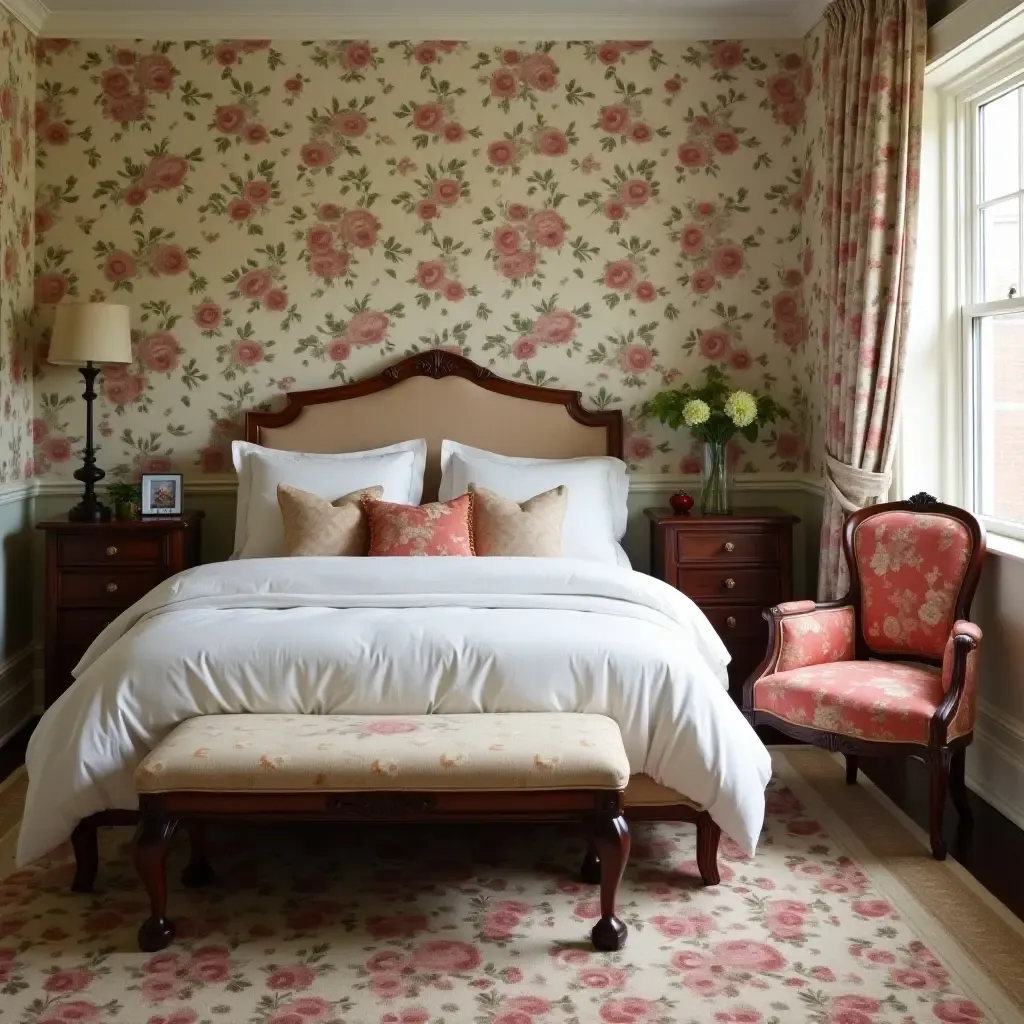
[824,454,891,514]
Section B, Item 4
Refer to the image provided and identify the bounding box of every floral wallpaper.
[30,37,819,481]
[0,10,35,484]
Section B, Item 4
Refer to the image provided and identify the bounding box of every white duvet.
[18,558,772,865]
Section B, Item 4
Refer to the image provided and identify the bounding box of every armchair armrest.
[936,620,983,741]
[767,603,858,674]
[742,602,857,715]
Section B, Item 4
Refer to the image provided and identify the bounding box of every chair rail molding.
[28,474,827,499]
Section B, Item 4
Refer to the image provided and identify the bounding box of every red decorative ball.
[670,491,694,514]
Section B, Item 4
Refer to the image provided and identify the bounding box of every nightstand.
[38,512,204,707]
[645,507,797,702]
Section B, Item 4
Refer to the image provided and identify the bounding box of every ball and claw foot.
[181,858,216,888]
[138,916,175,953]
[580,849,601,885]
[591,915,628,952]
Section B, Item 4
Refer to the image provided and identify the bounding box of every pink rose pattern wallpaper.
[0,777,997,1024]
[28,36,827,482]
[0,10,35,485]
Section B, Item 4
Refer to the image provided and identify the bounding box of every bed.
[18,351,772,872]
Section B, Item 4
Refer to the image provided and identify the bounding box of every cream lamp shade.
[48,302,133,366]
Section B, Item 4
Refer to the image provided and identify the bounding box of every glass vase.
[701,441,732,515]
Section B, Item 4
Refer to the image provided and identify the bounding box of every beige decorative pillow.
[277,484,383,556]
[470,484,566,557]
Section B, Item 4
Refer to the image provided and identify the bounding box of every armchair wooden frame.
[742,493,986,860]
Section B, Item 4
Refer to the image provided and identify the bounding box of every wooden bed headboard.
[245,351,624,500]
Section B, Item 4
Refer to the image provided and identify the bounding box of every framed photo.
[141,473,183,516]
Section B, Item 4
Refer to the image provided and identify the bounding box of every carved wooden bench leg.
[70,817,99,893]
[590,812,629,952]
[696,811,721,886]
[580,839,602,885]
[134,816,178,952]
[181,822,216,888]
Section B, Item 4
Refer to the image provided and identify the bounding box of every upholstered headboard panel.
[245,351,623,500]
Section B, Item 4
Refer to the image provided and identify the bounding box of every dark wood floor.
[3,718,1022,919]
[862,756,1024,918]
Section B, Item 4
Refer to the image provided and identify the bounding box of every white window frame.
[931,30,1024,544]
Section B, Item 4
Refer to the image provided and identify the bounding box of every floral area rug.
[0,753,1020,1024]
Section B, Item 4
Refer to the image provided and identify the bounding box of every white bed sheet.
[18,558,772,865]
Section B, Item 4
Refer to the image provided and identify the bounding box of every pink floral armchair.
[742,494,985,860]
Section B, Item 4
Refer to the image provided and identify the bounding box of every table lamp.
[47,302,133,522]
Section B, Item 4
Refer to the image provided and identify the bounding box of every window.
[962,75,1024,538]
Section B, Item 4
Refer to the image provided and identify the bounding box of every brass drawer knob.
[106,545,118,556]
[724,577,736,589]
[105,582,118,593]
[726,616,737,628]
[723,541,735,553]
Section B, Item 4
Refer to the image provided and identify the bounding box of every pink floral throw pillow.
[364,493,476,557]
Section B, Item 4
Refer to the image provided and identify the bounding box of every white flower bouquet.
[645,366,788,513]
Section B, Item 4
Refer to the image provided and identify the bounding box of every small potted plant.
[107,481,142,521]
[645,366,788,515]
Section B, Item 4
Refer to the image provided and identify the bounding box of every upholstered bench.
[132,712,633,954]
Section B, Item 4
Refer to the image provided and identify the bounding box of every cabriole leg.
[929,751,951,861]
[589,813,630,952]
[134,816,178,952]
[70,817,99,893]
[949,747,973,829]
[181,821,216,888]
[696,812,721,886]
[580,837,601,885]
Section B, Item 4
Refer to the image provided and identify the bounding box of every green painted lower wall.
[0,490,38,742]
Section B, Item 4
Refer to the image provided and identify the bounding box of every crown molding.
[790,0,830,36]
[0,0,47,35]
[30,7,812,41]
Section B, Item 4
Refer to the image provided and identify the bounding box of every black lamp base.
[69,361,110,524]
[68,497,111,523]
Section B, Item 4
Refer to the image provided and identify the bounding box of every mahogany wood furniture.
[743,494,985,860]
[645,507,797,702]
[246,348,622,501]
[39,512,203,709]
[39,516,203,708]
[131,713,632,954]
[63,352,721,894]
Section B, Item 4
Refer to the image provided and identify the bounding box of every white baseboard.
[0,647,37,749]
[966,702,1024,832]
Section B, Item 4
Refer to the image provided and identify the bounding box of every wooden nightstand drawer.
[646,506,796,704]
[675,529,779,564]
[700,604,767,640]
[59,533,166,567]
[61,608,121,646]
[675,566,781,604]
[58,569,165,607]
[41,512,204,707]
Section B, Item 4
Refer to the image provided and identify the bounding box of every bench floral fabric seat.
[132,713,635,954]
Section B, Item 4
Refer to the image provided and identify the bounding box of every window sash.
[962,302,1024,538]
[963,68,1024,306]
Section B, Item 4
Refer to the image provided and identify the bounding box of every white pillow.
[231,440,427,559]
[439,441,629,565]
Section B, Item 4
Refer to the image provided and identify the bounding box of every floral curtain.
[817,0,928,600]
